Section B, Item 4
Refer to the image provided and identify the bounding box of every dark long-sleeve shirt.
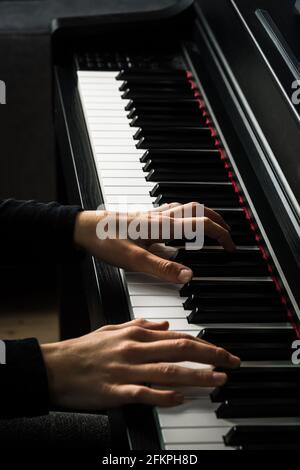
[0,199,82,418]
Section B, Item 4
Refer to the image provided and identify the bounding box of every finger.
[117,384,184,407]
[121,325,216,348]
[171,217,235,251]
[202,217,236,251]
[129,363,228,387]
[149,203,181,213]
[99,318,170,332]
[133,339,241,368]
[162,202,230,231]
[136,248,193,284]
[143,215,235,252]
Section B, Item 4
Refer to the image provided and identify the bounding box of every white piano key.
[104,186,151,195]
[132,307,188,319]
[165,444,234,450]
[95,155,143,162]
[89,131,136,139]
[162,427,230,445]
[130,296,186,307]
[101,169,145,178]
[97,162,143,170]
[88,120,130,126]
[106,195,155,204]
[128,284,180,296]
[83,104,130,111]
[78,71,119,77]
[79,90,122,97]
[82,100,130,109]
[157,398,300,428]
[92,138,136,146]
[94,146,144,154]
[102,178,153,187]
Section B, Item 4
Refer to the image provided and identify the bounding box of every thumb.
[138,250,193,284]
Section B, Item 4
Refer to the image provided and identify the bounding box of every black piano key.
[128,107,202,119]
[119,80,188,92]
[216,366,300,384]
[167,230,256,247]
[185,297,283,312]
[199,327,295,343]
[141,151,223,167]
[224,426,300,447]
[155,194,238,207]
[125,98,199,111]
[131,116,205,127]
[188,309,287,324]
[122,90,193,100]
[150,183,238,208]
[146,168,228,182]
[127,101,201,114]
[176,248,263,264]
[143,159,223,172]
[216,398,300,419]
[180,280,277,297]
[122,85,193,96]
[119,81,191,92]
[198,328,296,360]
[184,290,280,305]
[239,444,300,450]
[174,249,269,277]
[211,382,300,402]
[133,127,212,140]
[137,137,215,150]
[216,366,300,383]
[116,70,188,82]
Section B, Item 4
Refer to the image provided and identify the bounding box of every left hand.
[74,202,235,284]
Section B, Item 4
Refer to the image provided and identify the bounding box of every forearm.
[0,199,83,263]
[0,339,49,418]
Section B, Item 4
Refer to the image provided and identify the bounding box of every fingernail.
[212,372,227,386]
[178,269,193,284]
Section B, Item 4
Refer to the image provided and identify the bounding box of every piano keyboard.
[77,66,300,450]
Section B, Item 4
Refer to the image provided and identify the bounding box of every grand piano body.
[53,0,300,450]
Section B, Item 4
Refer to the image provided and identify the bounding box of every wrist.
[40,342,68,407]
[73,210,98,251]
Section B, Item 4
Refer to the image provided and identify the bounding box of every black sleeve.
[0,199,83,263]
[0,339,49,418]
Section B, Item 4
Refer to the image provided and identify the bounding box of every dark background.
[0,0,180,201]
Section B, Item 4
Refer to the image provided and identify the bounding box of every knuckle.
[160,363,176,376]
[126,326,145,340]
[176,338,192,352]
[131,386,145,401]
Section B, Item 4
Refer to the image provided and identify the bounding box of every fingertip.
[212,372,228,386]
[229,354,241,368]
[177,268,193,284]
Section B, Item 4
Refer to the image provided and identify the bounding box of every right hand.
[41,319,240,410]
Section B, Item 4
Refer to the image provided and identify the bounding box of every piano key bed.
[75,56,300,450]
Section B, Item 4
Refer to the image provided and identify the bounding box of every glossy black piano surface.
[54,0,300,450]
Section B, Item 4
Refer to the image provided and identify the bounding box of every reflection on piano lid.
[54,0,300,451]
